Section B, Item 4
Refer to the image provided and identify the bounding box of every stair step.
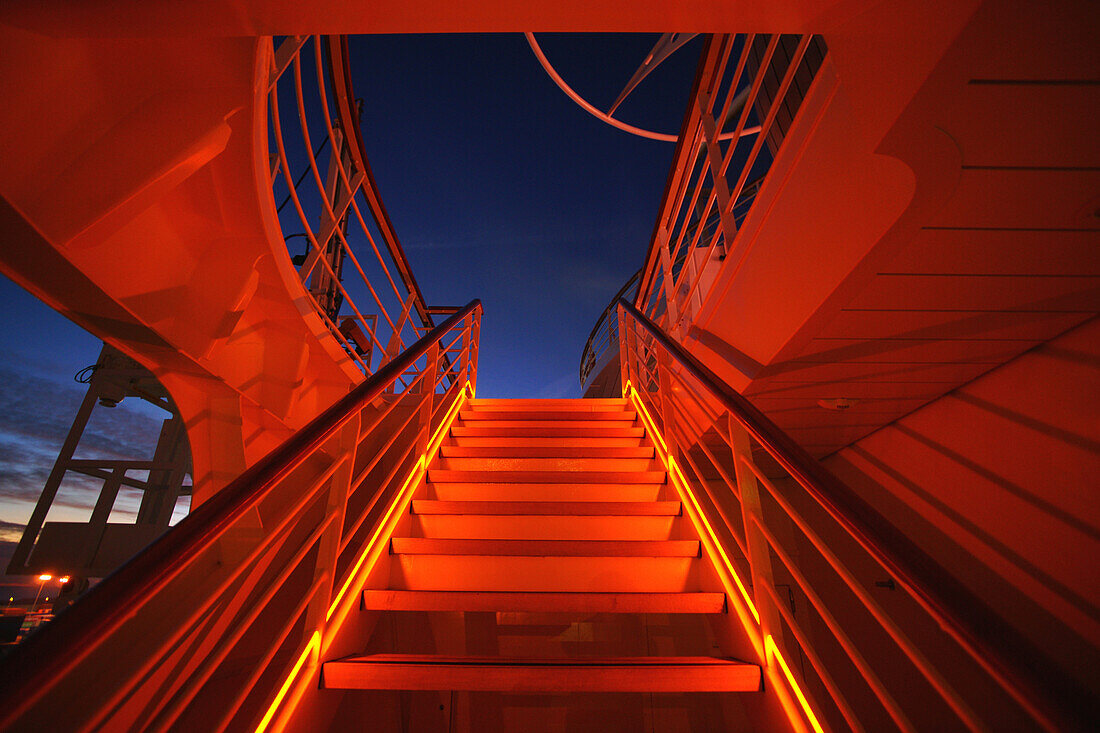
[440,445,653,459]
[428,470,666,484]
[391,538,699,557]
[435,457,655,472]
[455,420,636,430]
[392,555,695,592]
[361,590,726,613]
[459,410,636,422]
[414,514,676,540]
[469,398,627,412]
[451,426,644,438]
[412,500,681,516]
[429,483,664,502]
[322,654,761,692]
[450,436,643,448]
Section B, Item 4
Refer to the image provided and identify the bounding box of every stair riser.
[456,420,638,430]
[392,537,698,556]
[459,411,636,422]
[322,660,761,692]
[361,590,726,614]
[451,426,644,438]
[414,516,676,541]
[392,555,696,592]
[468,399,627,412]
[429,470,666,484]
[435,457,656,472]
[450,437,644,448]
[412,500,682,516]
[428,483,664,502]
[441,446,653,458]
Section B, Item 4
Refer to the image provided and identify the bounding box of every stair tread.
[450,437,643,448]
[429,483,664,502]
[322,654,762,692]
[412,500,681,516]
[460,410,636,421]
[393,555,694,592]
[451,426,644,438]
[335,653,748,665]
[391,538,699,557]
[429,470,666,484]
[456,420,637,429]
[440,446,653,458]
[468,399,628,411]
[361,590,725,613]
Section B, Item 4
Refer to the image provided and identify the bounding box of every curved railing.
[616,298,1083,732]
[634,33,826,327]
[267,36,446,380]
[578,268,640,390]
[0,300,482,731]
[579,174,763,392]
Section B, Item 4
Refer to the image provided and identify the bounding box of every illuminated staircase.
[322,398,762,694]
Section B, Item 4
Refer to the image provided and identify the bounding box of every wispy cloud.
[0,358,166,525]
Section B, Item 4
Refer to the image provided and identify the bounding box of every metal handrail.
[616,298,1078,732]
[0,299,482,730]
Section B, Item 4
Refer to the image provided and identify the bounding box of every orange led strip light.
[257,381,472,732]
[625,380,823,733]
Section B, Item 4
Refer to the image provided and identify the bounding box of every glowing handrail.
[616,298,1074,732]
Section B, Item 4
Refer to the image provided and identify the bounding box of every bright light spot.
[58,576,71,584]
[37,574,52,581]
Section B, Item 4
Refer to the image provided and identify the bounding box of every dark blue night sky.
[0,33,702,533]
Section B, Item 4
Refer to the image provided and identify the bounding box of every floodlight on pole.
[32,574,53,612]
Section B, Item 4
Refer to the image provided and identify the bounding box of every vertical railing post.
[617,303,631,396]
[459,312,473,387]
[417,340,441,456]
[469,310,481,395]
[656,345,680,460]
[310,414,359,640]
[729,422,788,653]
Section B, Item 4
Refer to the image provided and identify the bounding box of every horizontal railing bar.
[214,573,328,732]
[671,426,751,563]
[76,450,348,733]
[337,433,419,558]
[749,510,917,732]
[618,298,1071,730]
[742,458,978,730]
[0,300,482,727]
[758,577,866,733]
[148,512,338,732]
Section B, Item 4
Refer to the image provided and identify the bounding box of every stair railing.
[633,33,827,334]
[579,268,641,390]
[0,300,482,732]
[616,298,1075,733]
[268,35,446,381]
